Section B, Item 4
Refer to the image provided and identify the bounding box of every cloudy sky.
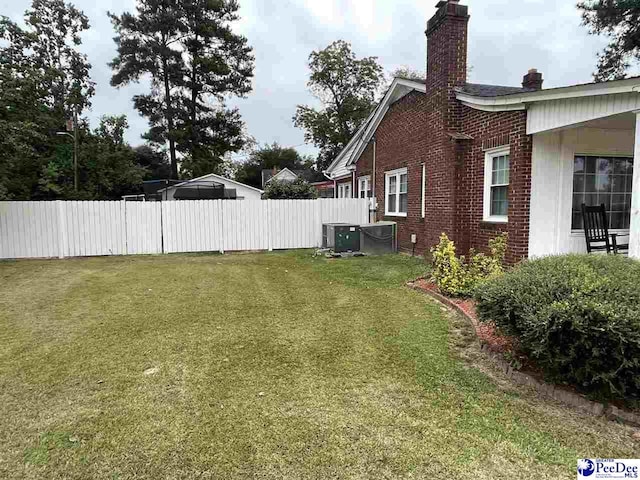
[0,0,613,159]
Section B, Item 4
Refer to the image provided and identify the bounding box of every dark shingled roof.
[459,83,536,97]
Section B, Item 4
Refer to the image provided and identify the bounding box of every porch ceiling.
[527,92,640,134]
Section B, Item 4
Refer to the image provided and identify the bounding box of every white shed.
[158,173,263,201]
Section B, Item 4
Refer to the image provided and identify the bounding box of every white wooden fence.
[0,199,369,259]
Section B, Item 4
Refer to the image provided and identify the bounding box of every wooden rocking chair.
[581,203,629,255]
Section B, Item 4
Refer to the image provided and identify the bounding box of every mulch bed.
[412,278,515,353]
[410,277,640,426]
[411,278,533,370]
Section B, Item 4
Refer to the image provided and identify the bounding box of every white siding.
[527,92,640,134]
[163,173,263,201]
[0,199,369,259]
[529,127,635,257]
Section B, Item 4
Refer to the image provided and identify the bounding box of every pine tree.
[109,0,184,179]
[579,0,640,81]
[176,0,254,177]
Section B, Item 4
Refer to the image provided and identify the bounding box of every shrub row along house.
[324,0,640,264]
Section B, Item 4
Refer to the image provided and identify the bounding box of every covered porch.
[527,90,640,259]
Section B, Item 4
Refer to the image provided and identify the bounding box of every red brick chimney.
[522,68,543,90]
[423,1,470,253]
[425,0,469,94]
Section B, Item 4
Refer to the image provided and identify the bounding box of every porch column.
[630,111,640,258]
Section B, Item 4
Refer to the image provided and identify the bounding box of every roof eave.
[324,77,427,179]
[456,77,640,111]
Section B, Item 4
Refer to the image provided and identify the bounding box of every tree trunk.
[190,41,198,162]
[162,57,178,180]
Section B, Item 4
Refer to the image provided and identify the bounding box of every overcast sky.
[0,0,614,160]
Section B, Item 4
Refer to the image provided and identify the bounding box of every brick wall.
[422,1,469,255]
[457,108,531,264]
[346,0,533,263]
[355,92,429,253]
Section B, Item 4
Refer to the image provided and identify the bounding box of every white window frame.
[337,182,351,198]
[358,175,371,199]
[384,167,408,217]
[483,146,510,223]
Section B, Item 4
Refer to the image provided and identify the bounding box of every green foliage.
[293,40,384,171]
[134,145,171,180]
[578,0,640,81]
[0,0,94,199]
[475,254,640,401]
[262,178,318,200]
[430,232,507,297]
[109,0,254,179]
[235,142,314,189]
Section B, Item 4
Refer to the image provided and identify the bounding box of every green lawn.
[0,251,637,479]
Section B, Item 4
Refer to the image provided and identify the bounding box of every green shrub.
[430,232,507,297]
[262,178,318,199]
[475,254,640,401]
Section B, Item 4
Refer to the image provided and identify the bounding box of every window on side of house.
[358,176,371,198]
[483,147,510,222]
[337,183,351,198]
[385,168,408,217]
[571,155,634,231]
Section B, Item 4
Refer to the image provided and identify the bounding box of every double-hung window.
[358,176,371,198]
[337,183,351,198]
[385,168,408,216]
[483,147,510,222]
[571,155,633,230]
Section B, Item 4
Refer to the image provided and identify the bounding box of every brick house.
[325,0,640,263]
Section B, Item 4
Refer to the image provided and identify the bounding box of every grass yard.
[0,251,638,479]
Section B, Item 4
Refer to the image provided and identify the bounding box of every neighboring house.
[325,0,640,264]
[156,173,263,201]
[261,168,328,194]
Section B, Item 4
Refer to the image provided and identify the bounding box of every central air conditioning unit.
[359,222,397,254]
[322,223,361,253]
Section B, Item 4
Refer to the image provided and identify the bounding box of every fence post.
[122,200,129,255]
[217,200,224,254]
[267,200,273,252]
[57,200,67,259]
[316,199,323,247]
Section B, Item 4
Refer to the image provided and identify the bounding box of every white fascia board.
[325,78,427,178]
[456,77,640,112]
[346,78,427,166]
[459,100,525,112]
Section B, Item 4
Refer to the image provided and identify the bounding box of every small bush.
[475,254,640,401]
[262,178,318,199]
[430,232,507,297]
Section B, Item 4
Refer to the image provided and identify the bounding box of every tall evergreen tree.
[109,0,184,179]
[110,0,254,180]
[177,0,254,177]
[578,0,640,81]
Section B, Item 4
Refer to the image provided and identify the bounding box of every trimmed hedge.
[474,254,640,401]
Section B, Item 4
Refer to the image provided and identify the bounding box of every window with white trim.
[385,168,408,216]
[337,183,351,198]
[571,155,634,230]
[358,175,371,198]
[483,147,510,222]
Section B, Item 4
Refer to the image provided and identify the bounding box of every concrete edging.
[408,281,640,427]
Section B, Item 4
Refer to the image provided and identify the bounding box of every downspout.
[352,171,356,198]
[372,136,377,222]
